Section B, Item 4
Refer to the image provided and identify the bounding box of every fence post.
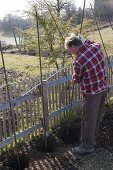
[42,80,49,137]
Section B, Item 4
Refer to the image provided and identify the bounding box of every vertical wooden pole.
[35,4,48,151]
[80,0,86,34]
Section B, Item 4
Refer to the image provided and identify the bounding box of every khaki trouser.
[81,90,107,148]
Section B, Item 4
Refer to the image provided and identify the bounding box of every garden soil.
[1,103,113,170]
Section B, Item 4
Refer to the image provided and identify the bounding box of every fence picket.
[42,80,49,136]
[0,118,2,142]
[18,81,24,131]
[13,83,20,132]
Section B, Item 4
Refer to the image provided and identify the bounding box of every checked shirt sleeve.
[72,60,83,83]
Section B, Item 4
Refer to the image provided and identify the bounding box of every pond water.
[0,34,19,45]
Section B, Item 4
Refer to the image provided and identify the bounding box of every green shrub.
[60,109,81,127]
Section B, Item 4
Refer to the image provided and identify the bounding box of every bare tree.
[94,0,113,21]
[36,0,76,17]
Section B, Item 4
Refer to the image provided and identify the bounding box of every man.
[65,34,108,155]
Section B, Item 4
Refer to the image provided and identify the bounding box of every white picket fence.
[0,56,113,150]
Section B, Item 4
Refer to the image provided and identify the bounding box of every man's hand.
[78,34,86,44]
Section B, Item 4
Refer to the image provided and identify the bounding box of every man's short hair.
[65,34,83,49]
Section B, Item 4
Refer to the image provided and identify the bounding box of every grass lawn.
[88,27,113,56]
[0,53,71,77]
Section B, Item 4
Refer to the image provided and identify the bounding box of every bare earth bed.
[1,103,113,170]
[28,148,113,170]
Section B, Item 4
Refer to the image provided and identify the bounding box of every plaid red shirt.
[72,40,108,96]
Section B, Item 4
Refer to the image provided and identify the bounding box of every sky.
[0,0,94,20]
